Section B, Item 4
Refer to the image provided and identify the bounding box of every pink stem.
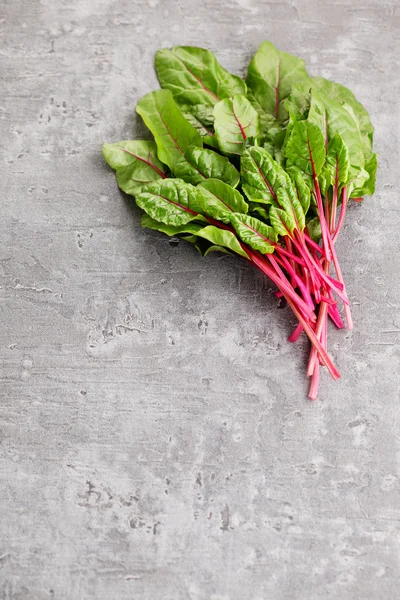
[328,304,345,329]
[320,313,328,365]
[292,231,349,305]
[304,231,324,255]
[307,302,329,376]
[308,360,320,400]
[248,251,339,379]
[332,186,347,243]
[274,254,315,311]
[329,246,353,330]
[285,295,339,380]
[330,182,338,232]
[273,243,306,267]
[247,250,316,323]
[285,237,297,287]
[291,233,320,297]
[320,294,335,306]
[288,323,303,343]
[327,186,353,329]
[313,178,332,262]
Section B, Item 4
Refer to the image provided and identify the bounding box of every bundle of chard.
[103,41,377,399]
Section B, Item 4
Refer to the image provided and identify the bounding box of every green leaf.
[326,101,367,184]
[287,166,311,214]
[102,141,167,195]
[285,84,371,189]
[181,106,218,148]
[102,140,166,172]
[273,145,285,167]
[282,86,311,156]
[115,166,163,197]
[308,91,329,149]
[335,103,374,195]
[305,77,374,141]
[173,145,240,186]
[269,205,296,237]
[306,216,322,242]
[246,90,283,142]
[155,46,246,107]
[246,40,309,123]
[136,93,236,185]
[285,120,326,179]
[284,85,311,122]
[213,95,259,155]
[241,146,305,230]
[136,179,205,226]
[181,235,198,244]
[286,85,332,152]
[141,213,248,258]
[141,213,203,236]
[318,167,331,197]
[241,146,290,205]
[197,179,248,224]
[185,104,214,128]
[196,226,249,258]
[136,90,202,172]
[249,203,269,222]
[181,234,202,250]
[261,140,275,157]
[324,134,350,189]
[181,235,218,256]
[275,187,304,231]
[352,151,377,197]
[203,245,231,257]
[348,167,369,200]
[364,151,378,195]
[230,213,276,254]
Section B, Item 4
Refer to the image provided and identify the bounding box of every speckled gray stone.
[1,0,399,598]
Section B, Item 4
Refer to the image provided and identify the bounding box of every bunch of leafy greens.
[102,41,377,400]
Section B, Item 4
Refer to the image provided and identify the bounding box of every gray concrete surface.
[1,0,399,598]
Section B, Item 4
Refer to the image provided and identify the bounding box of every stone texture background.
[1,0,399,598]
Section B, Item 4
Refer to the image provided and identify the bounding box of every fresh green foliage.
[136,90,202,171]
[269,204,296,237]
[102,140,167,195]
[355,152,377,197]
[213,95,259,155]
[135,90,241,187]
[306,216,322,241]
[155,46,246,147]
[141,213,204,237]
[135,178,205,226]
[246,40,309,123]
[155,46,246,107]
[103,39,377,400]
[284,82,376,196]
[173,145,240,186]
[141,213,248,258]
[249,203,269,221]
[247,90,283,142]
[285,120,326,179]
[241,146,291,205]
[198,179,248,224]
[303,77,374,140]
[181,105,218,147]
[270,187,303,234]
[240,146,305,231]
[325,134,350,189]
[287,166,311,214]
[230,214,276,254]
